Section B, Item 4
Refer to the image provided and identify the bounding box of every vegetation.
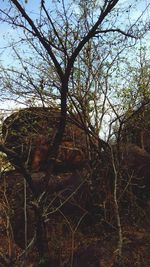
[0,1,150,266]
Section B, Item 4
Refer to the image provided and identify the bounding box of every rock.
[2,107,88,172]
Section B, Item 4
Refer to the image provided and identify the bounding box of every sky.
[0,0,150,63]
[0,0,150,111]
[0,0,149,62]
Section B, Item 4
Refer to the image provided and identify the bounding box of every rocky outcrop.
[121,105,150,153]
[2,107,89,172]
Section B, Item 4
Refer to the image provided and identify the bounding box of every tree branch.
[66,0,119,77]
[41,1,69,58]
[95,28,137,39]
[0,144,37,197]
[11,0,64,80]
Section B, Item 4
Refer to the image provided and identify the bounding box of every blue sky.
[0,0,150,111]
[0,0,149,66]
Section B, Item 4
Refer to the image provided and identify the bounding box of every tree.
[0,1,150,266]
[0,0,140,184]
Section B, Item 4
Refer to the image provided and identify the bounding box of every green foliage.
[114,47,150,114]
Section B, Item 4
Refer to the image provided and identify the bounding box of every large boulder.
[2,107,88,172]
[120,143,150,201]
[121,106,150,153]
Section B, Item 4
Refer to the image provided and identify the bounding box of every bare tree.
[1,1,147,172]
[0,1,150,265]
